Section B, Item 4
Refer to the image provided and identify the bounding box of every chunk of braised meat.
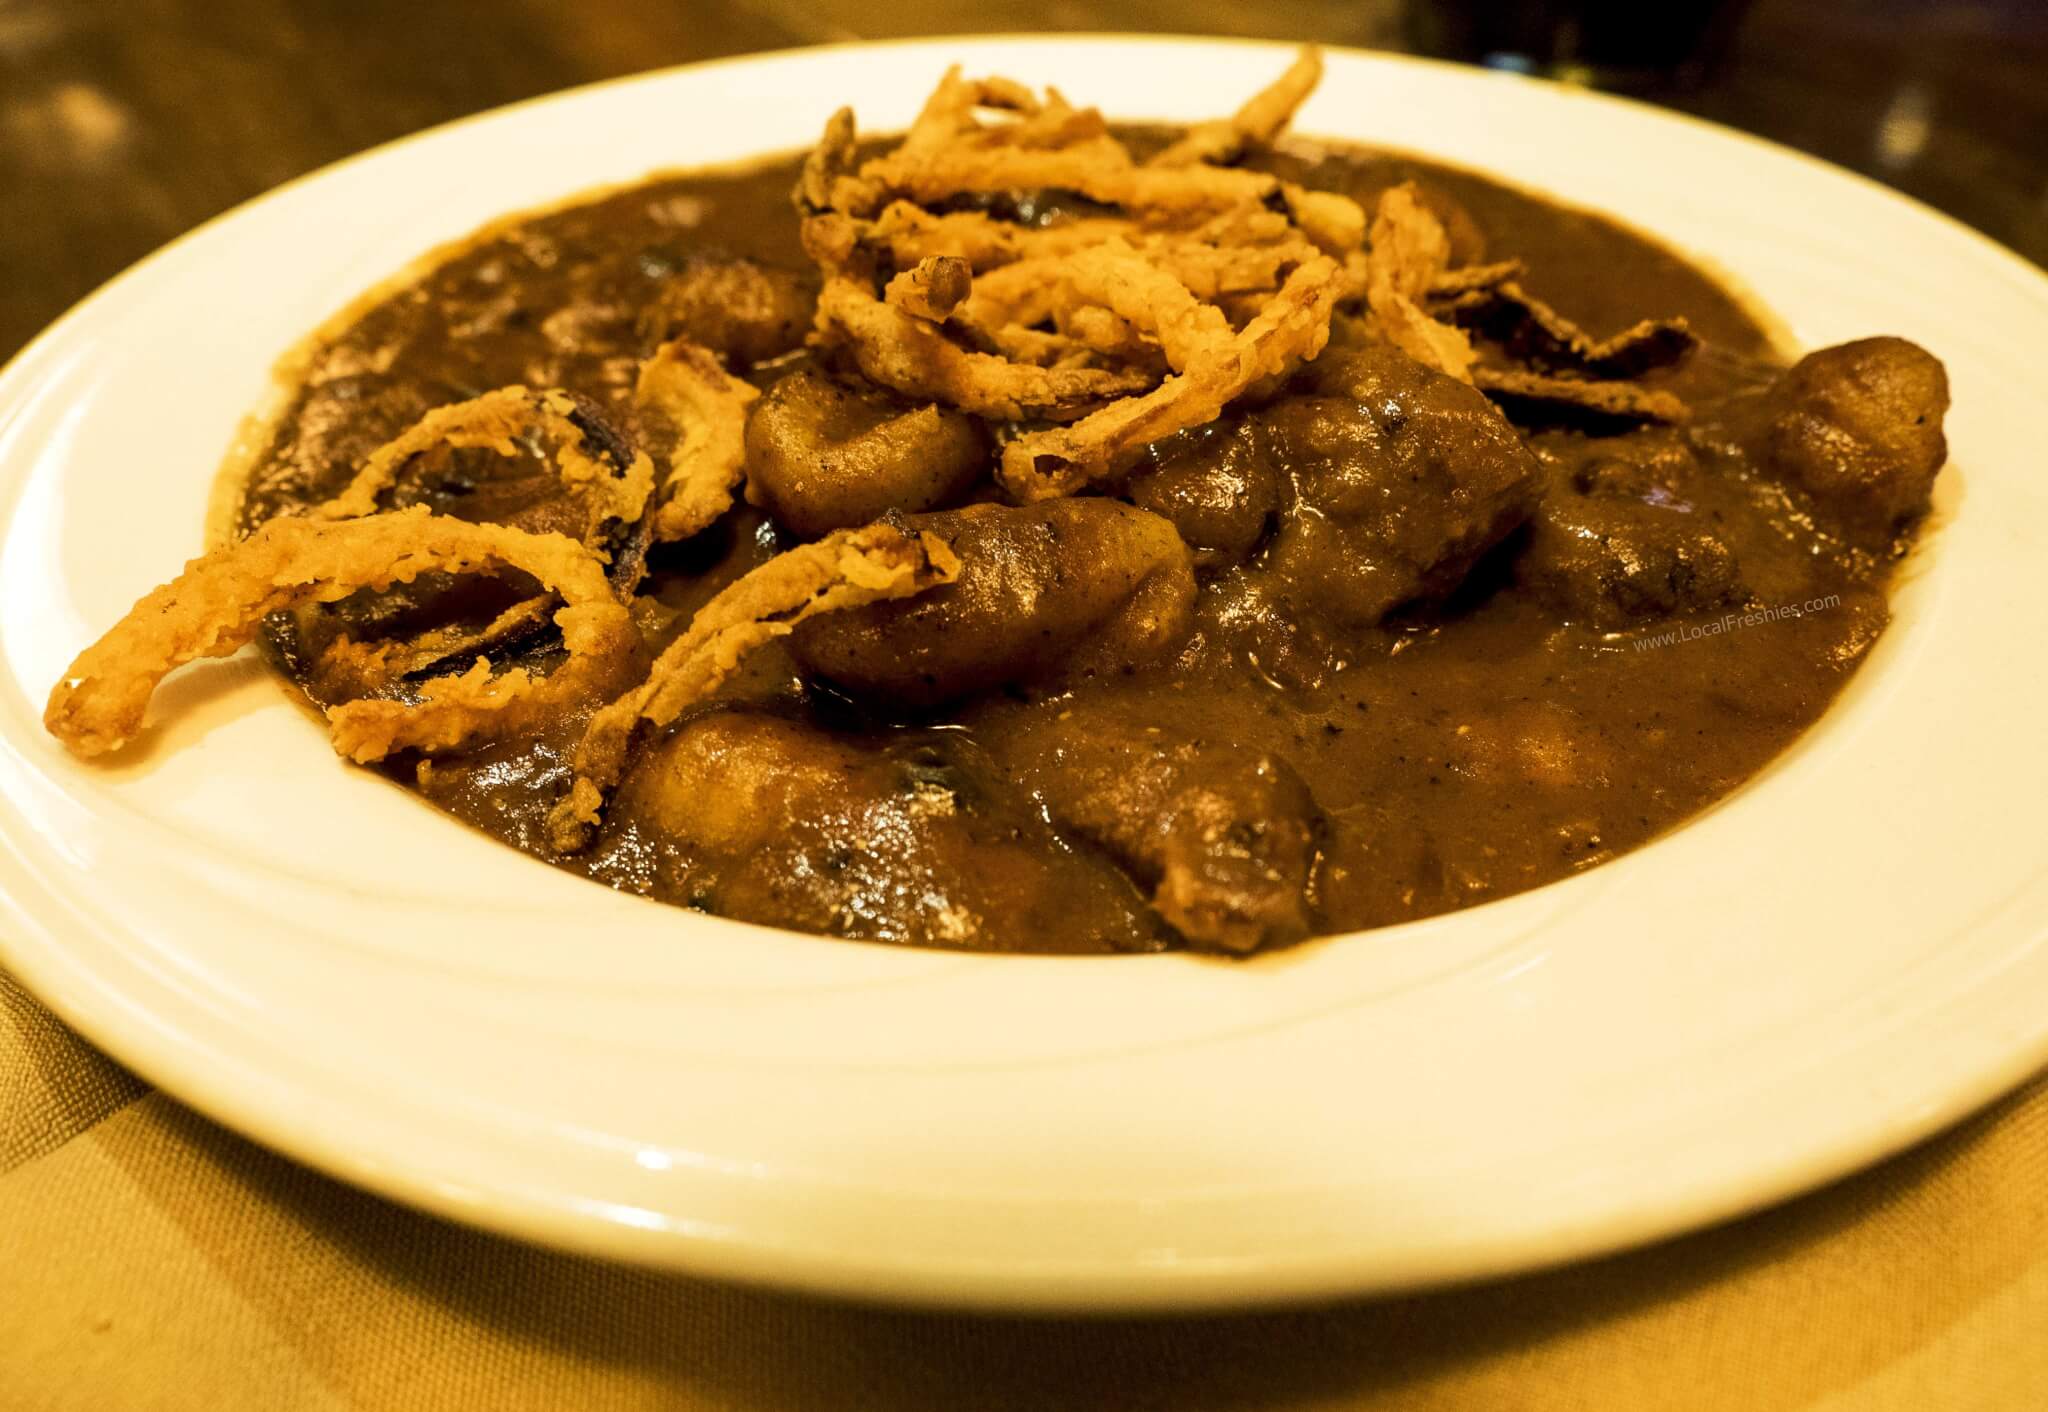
[1254,340,1543,627]
[1519,431,1747,629]
[1124,417,1284,567]
[610,711,1164,951]
[744,368,988,535]
[638,254,814,365]
[790,500,1196,707]
[987,711,1321,954]
[1712,337,1948,547]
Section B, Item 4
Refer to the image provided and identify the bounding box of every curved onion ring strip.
[1000,254,1341,500]
[547,522,961,852]
[44,507,635,761]
[315,387,653,548]
[859,140,1279,219]
[1059,242,1234,369]
[862,204,1135,273]
[816,279,1154,420]
[308,593,556,698]
[633,338,760,543]
[1149,47,1324,168]
[1364,184,1479,382]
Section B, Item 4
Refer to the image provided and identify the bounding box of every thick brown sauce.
[238,136,1905,955]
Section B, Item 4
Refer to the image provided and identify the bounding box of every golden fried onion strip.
[883,255,974,322]
[800,48,1351,499]
[308,594,557,699]
[1364,184,1478,382]
[1061,241,1233,367]
[816,278,1154,419]
[316,387,653,545]
[45,508,636,761]
[861,205,1136,274]
[633,338,759,543]
[1150,47,1324,168]
[547,522,962,851]
[862,142,1280,219]
[1000,253,1341,499]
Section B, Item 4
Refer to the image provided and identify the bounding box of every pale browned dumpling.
[790,499,1197,707]
[1725,337,1949,545]
[612,710,1165,951]
[744,368,988,535]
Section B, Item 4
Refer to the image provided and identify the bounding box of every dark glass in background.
[1407,0,1755,91]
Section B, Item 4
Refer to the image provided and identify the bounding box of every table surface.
[6,2,2048,1407]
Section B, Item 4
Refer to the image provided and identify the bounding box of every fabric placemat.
[5,965,2045,1409]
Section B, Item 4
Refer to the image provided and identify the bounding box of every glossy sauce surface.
[238,138,1908,954]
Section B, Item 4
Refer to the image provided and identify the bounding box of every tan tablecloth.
[6,965,2045,1409]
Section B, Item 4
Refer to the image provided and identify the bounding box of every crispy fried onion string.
[297,388,650,698]
[546,522,962,851]
[43,508,638,762]
[796,47,1359,489]
[1362,183,1480,383]
[813,50,1359,231]
[633,338,760,542]
[1436,280,1697,379]
[861,205,1136,274]
[309,594,558,697]
[884,254,975,321]
[1000,250,1341,499]
[316,387,653,548]
[817,277,1155,420]
[1149,46,1323,168]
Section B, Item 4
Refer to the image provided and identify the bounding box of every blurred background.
[2,0,2043,360]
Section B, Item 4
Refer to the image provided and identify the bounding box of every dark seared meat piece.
[988,710,1321,954]
[1520,498,1745,629]
[791,500,1196,708]
[1124,417,1284,567]
[744,368,988,536]
[609,711,1163,951]
[638,253,814,366]
[1440,281,1696,378]
[1712,337,1949,547]
[1254,340,1543,628]
[1519,430,1747,629]
[1472,367,1689,428]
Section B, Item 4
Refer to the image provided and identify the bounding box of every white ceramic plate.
[3,37,2046,1312]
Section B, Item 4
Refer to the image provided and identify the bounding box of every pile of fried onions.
[799,45,1697,468]
[797,47,1383,500]
[44,45,1694,834]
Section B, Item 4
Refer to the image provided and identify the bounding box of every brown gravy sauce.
[235,136,1907,954]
